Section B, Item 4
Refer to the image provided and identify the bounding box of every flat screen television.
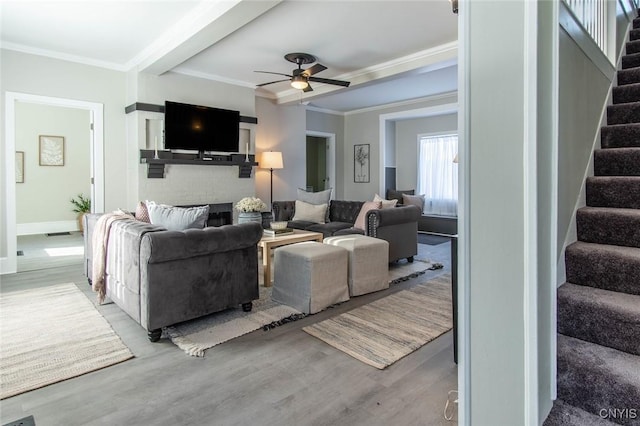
[164,101,240,154]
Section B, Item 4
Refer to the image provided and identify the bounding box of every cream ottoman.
[272,241,349,314]
[324,235,389,296]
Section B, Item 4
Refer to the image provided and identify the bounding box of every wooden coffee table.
[259,229,323,287]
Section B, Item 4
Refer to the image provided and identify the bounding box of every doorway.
[305,130,335,195]
[2,92,104,275]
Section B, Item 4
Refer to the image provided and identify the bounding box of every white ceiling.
[0,0,459,113]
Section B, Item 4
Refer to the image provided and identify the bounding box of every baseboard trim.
[17,220,78,236]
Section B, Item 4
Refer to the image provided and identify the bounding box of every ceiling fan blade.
[256,79,290,87]
[303,83,313,93]
[254,71,292,78]
[308,76,351,87]
[302,63,327,77]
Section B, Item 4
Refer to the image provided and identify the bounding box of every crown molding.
[1,42,127,71]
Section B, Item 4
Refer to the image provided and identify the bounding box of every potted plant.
[70,193,91,234]
[235,196,266,224]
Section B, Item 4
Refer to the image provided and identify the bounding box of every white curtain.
[417,134,458,216]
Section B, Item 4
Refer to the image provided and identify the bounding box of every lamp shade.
[261,151,284,169]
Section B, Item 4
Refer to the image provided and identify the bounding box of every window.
[417,133,458,216]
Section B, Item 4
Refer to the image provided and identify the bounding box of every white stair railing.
[564,0,616,61]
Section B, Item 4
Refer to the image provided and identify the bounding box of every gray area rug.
[166,260,435,357]
[0,283,133,399]
[303,274,452,369]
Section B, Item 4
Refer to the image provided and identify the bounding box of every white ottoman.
[324,235,389,296]
[272,241,349,314]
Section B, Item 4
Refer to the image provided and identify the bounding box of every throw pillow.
[146,201,210,231]
[373,193,398,209]
[135,201,151,223]
[291,200,327,224]
[354,201,382,231]
[402,194,425,212]
[297,188,332,222]
[386,189,415,204]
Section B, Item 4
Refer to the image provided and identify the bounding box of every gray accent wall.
[306,109,345,199]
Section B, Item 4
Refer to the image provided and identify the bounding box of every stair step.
[601,124,640,148]
[558,283,640,355]
[628,39,640,55]
[622,52,640,69]
[617,67,640,86]
[607,102,640,125]
[577,207,640,248]
[586,177,640,209]
[566,242,640,296]
[543,399,618,426]
[595,148,640,175]
[634,17,640,29]
[631,28,640,41]
[613,83,640,104]
[557,334,640,421]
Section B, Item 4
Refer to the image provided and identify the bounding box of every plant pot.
[77,213,87,235]
[237,212,262,225]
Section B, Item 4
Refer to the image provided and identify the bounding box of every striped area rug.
[0,283,133,399]
[303,274,452,369]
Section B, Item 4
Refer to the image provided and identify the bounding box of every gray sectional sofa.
[84,214,263,341]
[272,200,421,263]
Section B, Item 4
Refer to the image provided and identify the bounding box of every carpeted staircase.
[544,18,640,426]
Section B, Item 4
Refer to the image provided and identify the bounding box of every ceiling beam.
[133,0,282,75]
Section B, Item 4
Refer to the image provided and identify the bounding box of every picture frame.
[39,135,65,166]
[354,143,370,183]
[15,151,24,183]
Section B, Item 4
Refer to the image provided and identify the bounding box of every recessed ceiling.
[0,0,459,112]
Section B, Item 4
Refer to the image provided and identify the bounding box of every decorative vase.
[237,211,262,225]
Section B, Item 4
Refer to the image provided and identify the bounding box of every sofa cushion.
[292,200,327,224]
[333,227,365,236]
[329,200,364,223]
[146,201,210,231]
[402,194,425,212]
[387,189,415,204]
[297,188,332,222]
[354,201,382,230]
[287,220,317,230]
[307,221,353,238]
[374,194,398,209]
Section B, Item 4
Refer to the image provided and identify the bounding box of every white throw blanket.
[91,210,134,303]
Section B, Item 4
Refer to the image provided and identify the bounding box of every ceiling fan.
[255,53,351,92]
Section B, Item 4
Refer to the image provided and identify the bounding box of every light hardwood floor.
[0,241,457,426]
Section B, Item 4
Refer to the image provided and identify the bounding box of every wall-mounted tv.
[164,101,240,153]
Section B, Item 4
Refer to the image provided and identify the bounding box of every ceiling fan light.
[291,75,308,90]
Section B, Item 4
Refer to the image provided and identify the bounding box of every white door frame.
[306,130,336,197]
[2,92,104,275]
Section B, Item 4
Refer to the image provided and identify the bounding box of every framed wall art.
[15,151,24,183]
[354,143,370,183]
[39,135,65,166]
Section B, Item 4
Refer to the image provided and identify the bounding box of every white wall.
[15,103,90,232]
[395,113,458,191]
[465,1,532,422]
[343,94,457,202]
[1,49,127,261]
